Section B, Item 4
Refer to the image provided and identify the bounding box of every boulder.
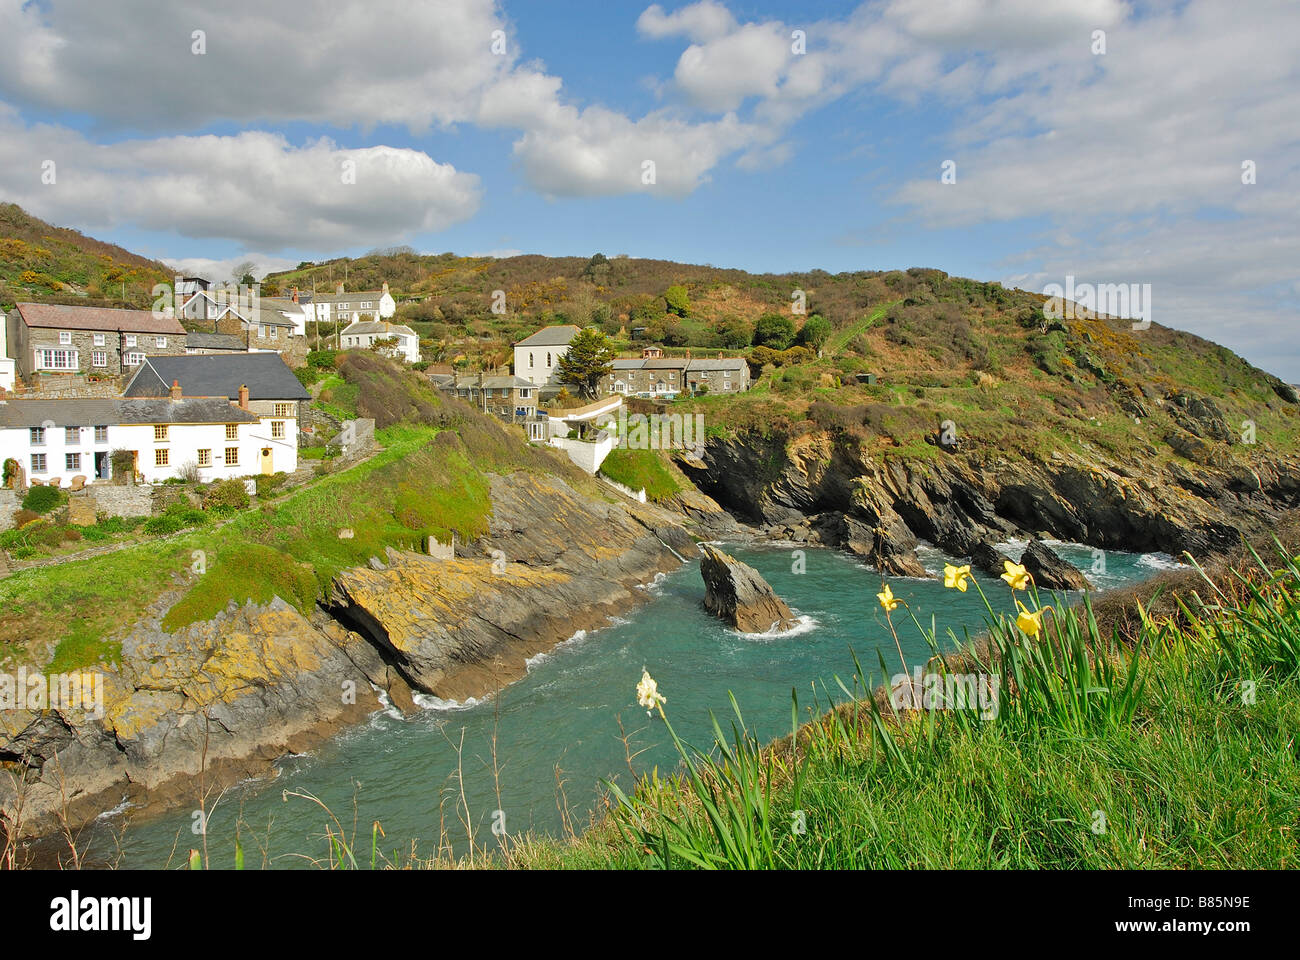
[698,543,800,634]
[1020,539,1093,591]
[969,540,1006,578]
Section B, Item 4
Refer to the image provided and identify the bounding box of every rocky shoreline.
[0,472,733,846]
[675,429,1300,575]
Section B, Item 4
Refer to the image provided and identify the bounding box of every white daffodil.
[636,668,666,715]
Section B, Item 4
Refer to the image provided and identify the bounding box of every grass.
[509,538,1300,869]
[599,447,681,502]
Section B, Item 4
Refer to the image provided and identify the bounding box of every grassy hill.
[0,203,174,312]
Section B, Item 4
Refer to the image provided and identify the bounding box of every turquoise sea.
[88,539,1176,868]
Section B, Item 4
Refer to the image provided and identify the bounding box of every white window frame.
[125,335,137,348]
[59,331,72,345]
[36,348,78,370]
[92,350,107,367]
[155,336,167,348]
[124,352,146,366]
[93,333,106,347]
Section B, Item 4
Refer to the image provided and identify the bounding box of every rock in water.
[698,543,800,633]
[1020,539,1093,591]
[969,541,1006,577]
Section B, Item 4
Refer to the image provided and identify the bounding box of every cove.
[87,539,1174,868]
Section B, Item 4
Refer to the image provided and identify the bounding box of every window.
[546,352,552,366]
[270,326,278,340]
[225,447,239,466]
[93,334,105,347]
[273,403,293,417]
[64,427,78,444]
[154,425,168,442]
[339,302,350,310]
[197,449,212,468]
[59,331,72,345]
[271,421,285,439]
[65,453,80,472]
[36,349,78,370]
[94,426,108,444]
[92,350,107,367]
[520,388,530,398]
[154,449,169,467]
[30,427,45,445]
[125,335,137,348]
[30,453,46,473]
[258,325,266,338]
[155,336,167,348]
[124,352,145,366]
[225,423,238,441]
[670,372,677,380]
[361,301,372,309]
[529,353,534,368]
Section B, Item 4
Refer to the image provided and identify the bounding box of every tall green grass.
[551,542,1300,869]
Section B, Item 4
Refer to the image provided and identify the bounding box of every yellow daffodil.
[877,584,900,612]
[943,563,972,592]
[636,668,666,715]
[1001,560,1031,591]
[1016,601,1043,637]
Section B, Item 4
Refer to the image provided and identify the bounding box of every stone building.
[5,302,187,383]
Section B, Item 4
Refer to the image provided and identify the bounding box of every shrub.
[110,449,136,483]
[307,349,339,369]
[2,458,19,488]
[10,546,35,560]
[22,485,64,514]
[11,508,41,528]
[254,472,287,499]
[203,478,250,513]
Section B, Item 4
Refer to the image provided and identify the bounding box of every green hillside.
[0,202,174,312]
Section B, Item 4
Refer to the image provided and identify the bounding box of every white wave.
[1138,552,1185,571]
[736,613,820,640]
[638,571,669,595]
[412,692,485,711]
[373,687,406,721]
[96,798,134,821]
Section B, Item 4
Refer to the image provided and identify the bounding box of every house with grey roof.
[445,373,538,422]
[339,319,420,363]
[185,332,248,355]
[301,282,396,325]
[600,347,750,398]
[0,388,271,485]
[6,302,187,383]
[513,324,581,389]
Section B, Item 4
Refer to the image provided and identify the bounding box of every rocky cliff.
[1,471,704,841]
[676,429,1300,574]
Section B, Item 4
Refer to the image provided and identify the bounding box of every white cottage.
[0,390,275,485]
[339,320,421,363]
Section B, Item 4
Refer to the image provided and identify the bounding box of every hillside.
[0,203,173,312]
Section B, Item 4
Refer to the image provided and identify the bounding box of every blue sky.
[1,0,1297,377]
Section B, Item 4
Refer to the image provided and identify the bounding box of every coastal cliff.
[676,428,1300,574]
[0,471,701,840]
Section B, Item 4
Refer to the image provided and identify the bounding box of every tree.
[798,314,832,353]
[555,328,617,400]
[716,316,753,349]
[753,313,796,350]
[664,284,690,318]
[231,260,258,286]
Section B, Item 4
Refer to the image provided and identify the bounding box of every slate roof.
[341,320,416,338]
[185,332,247,351]
[687,357,747,372]
[122,353,310,401]
[13,302,186,335]
[515,325,580,347]
[0,397,259,428]
[452,375,534,390]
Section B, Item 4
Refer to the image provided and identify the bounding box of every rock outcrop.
[698,542,799,633]
[970,541,1006,577]
[1020,539,1093,591]
[676,429,1300,565]
[1,469,705,841]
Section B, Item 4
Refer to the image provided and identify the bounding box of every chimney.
[238,384,249,410]
[170,378,182,401]
[381,281,389,295]
[291,286,299,303]
[336,282,345,295]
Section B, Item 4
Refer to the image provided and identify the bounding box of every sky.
[1,0,1297,377]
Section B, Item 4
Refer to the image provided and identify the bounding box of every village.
[0,278,752,545]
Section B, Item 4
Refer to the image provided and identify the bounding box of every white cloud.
[637,2,737,43]
[0,104,482,250]
[163,253,299,283]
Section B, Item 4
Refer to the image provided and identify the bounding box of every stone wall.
[20,374,122,398]
[0,489,18,531]
[85,484,153,519]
